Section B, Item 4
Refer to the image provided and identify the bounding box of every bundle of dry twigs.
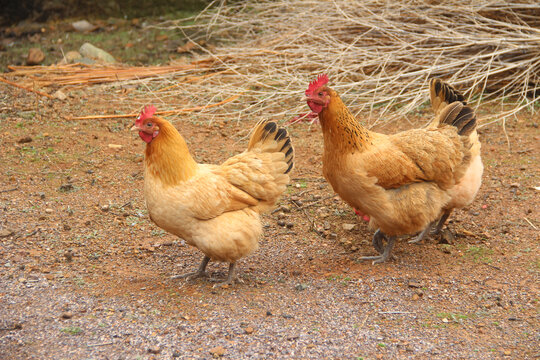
[148,0,539,125]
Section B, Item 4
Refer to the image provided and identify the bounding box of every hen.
[411,79,483,243]
[303,74,477,263]
[131,106,294,283]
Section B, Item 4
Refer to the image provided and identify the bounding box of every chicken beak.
[130,125,139,131]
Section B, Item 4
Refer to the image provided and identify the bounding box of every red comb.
[305,74,329,96]
[136,105,157,125]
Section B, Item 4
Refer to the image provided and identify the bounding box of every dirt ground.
[1,19,539,360]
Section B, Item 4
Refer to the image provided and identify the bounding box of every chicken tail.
[430,78,466,116]
[248,120,294,174]
[438,102,477,137]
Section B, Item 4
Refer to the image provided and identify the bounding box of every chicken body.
[132,108,293,283]
[304,75,476,263]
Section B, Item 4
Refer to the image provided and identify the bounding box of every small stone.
[61,51,82,64]
[63,224,71,231]
[108,144,122,150]
[53,90,67,101]
[209,346,226,357]
[27,48,45,65]
[244,326,254,334]
[0,229,14,238]
[101,205,110,212]
[439,229,455,244]
[266,310,273,316]
[59,183,74,192]
[17,136,33,144]
[328,233,338,239]
[71,20,97,32]
[294,283,308,291]
[412,293,420,301]
[509,182,520,188]
[45,208,53,214]
[286,222,294,229]
[503,350,511,356]
[276,212,286,219]
[441,318,449,323]
[61,311,74,319]
[408,281,422,288]
[277,220,286,227]
[79,43,116,63]
[172,351,181,358]
[280,205,291,213]
[342,223,356,231]
[38,192,46,199]
[64,250,73,262]
[147,345,161,354]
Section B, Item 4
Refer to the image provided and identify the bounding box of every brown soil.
[0,79,539,358]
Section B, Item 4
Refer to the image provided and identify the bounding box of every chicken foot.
[361,231,396,264]
[209,262,237,286]
[409,209,453,243]
[171,255,210,280]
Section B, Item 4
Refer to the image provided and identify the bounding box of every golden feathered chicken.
[303,74,477,263]
[410,79,483,243]
[131,106,294,283]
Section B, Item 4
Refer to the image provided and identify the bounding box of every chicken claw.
[361,234,396,264]
[372,229,385,254]
[171,256,210,280]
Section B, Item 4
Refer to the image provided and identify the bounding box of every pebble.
[27,48,45,65]
[101,205,110,212]
[277,220,286,227]
[64,250,73,262]
[61,311,74,319]
[286,222,294,229]
[79,43,116,63]
[244,326,254,334]
[172,351,181,358]
[280,205,291,213]
[108,144,122,150]
[147,345,161,354]
[63,224,71,231]
[342,223,356,231]
[71,20,97,32]
[59,183,74,192]
[294,283,308,291]
[509,182,520,188]
[53,90,67,101]
[45,208,53,214]
[209,346,226,357]
[17,136,33,144]
[0,229,14,238]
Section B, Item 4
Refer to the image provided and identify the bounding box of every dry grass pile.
[151,0,540,125]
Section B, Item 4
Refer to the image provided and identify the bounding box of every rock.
[45,208,53,214]
[408,280,422,288]
[27,48,45,65]
[71,20,97,32]
[509,182,520,188]
[61,311,74,319]
[172,351,181,358]
[64,250,73,262]
[244,326,254,334]
[294,283,308,291]
[286,222,294,229]
[61,51,82,64]
[0,229,14,238]
[79,43,116,63]
[59,183,74,192]
[17,136,33,144]
[100,205,110,212]
[342,223,356,231]
[209,346,226,357]
[280,205,291,213]
[63,224,71,231]
[108,144,122,150]
[439,229,455,244]
[53,90,67,101]
[147,345,161,354]
[78,57,96,65]
[277,220,286,227]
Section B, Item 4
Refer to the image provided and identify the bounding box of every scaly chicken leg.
[409,208,452,243]
[172,255,210,280]
[361,231,396,264]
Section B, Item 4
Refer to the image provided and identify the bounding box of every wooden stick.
[68,93,243,120]
[0,76,53,98]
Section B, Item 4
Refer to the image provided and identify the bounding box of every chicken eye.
[146,123,152,127]
[318,92,323,96]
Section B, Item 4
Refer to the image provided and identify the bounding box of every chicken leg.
[172,255,210,280]
[409,209,452,243]
[361,232,396,264]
